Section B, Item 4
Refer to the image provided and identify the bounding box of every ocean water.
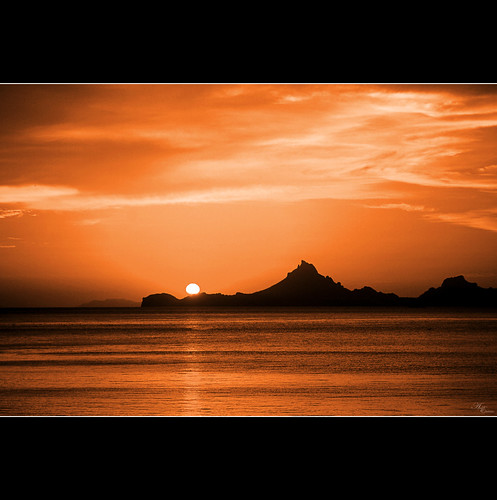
[0,307,496,416]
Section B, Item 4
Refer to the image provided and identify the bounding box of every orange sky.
[1,83,497,306]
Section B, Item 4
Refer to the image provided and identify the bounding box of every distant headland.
[141,260,497,308]
[79,298,141,307]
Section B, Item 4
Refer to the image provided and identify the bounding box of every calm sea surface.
[0,307,496,416]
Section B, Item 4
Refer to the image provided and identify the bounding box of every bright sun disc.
[186,283,200,294]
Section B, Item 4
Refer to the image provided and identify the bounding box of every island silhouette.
[79,298,141,307]
[141,260,497,307]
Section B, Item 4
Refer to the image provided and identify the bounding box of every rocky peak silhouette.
[247,259,346,305]
[288,260,319,276]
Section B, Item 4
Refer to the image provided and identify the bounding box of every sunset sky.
[1,83,497,306]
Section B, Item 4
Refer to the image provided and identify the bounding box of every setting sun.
[186,283,200,295]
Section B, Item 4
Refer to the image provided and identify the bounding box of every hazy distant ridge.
[79,298,141,307]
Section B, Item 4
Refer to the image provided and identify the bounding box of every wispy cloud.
[0,180,391,213]
[365,202,497,233]
[0,185,78,203]
[424,208,497,233]
[76,218,103,226]
[2,84,497,235]
[3,85,497,199]
[365,203,430,212]
[0,209,24,218]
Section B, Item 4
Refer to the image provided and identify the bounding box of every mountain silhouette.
[416,275,497,307]
[142,260,446,307]
[141,261,497,307]
[137,293,180,307]
[233,260,351,305]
